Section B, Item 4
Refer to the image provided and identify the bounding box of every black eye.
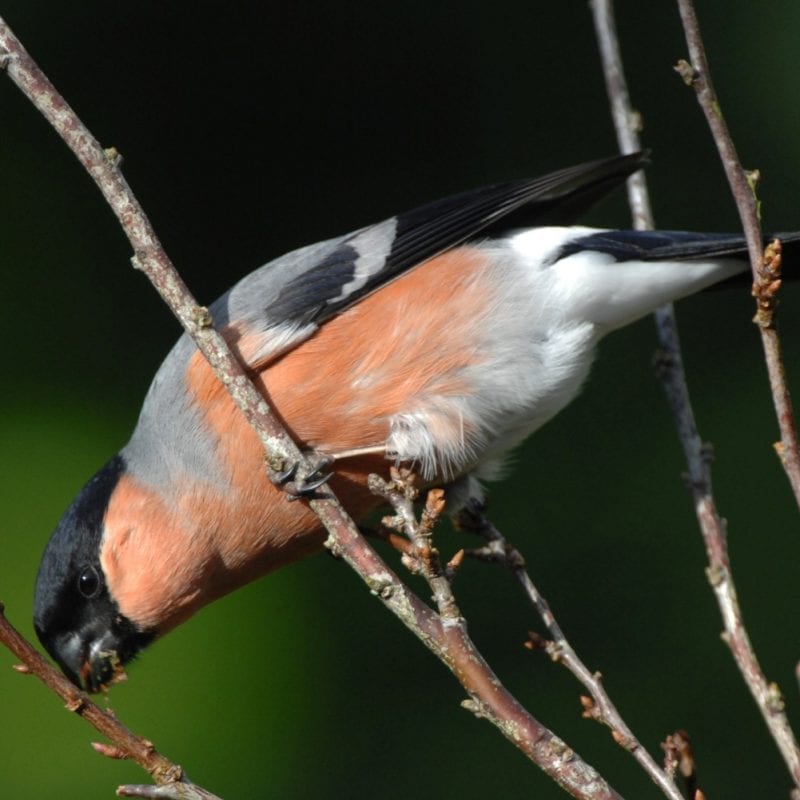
[77,565,101,599]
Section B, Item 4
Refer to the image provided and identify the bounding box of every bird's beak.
[51,630,128,693]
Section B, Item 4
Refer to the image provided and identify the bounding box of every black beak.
[40,613,156,693]
[49,629,130,692]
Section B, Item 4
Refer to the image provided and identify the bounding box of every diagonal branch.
[457,502,685,800]
[594,0,800,789]
[675,0,800,507]
[0,15,624,800]
[0,603,221,800]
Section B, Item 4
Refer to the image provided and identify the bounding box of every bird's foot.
[269,451,334,499]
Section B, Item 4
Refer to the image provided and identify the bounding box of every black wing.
[269,152,648,325]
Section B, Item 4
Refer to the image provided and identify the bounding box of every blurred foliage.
[1,2,800,798]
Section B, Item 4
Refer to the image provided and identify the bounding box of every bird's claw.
[270,460,299,485]
[270,453,334,499]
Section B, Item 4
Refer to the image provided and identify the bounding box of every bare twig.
[589,0,653,228]
[321,503,628,800]
[457,503,684,800]
[117,784,223,799]
[595,0,800,788]
[662,730,700,800]
[0,16,624,799]
[675,0,800,506]
[669,0,800,785]
[0,604,220,799]
[368,468,460,620]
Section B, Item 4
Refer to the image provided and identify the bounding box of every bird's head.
[33,456,154,692]
[32,441,309,693]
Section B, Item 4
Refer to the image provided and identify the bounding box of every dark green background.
[2,2,799,798]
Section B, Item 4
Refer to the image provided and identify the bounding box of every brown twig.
[669,0,800,786]
[596,0,800,789]
[457,502,684,800]
[0,604,220,799]
[589,0,654,228]
[674,0,800,506]
[0,16,624,799]
[662,730,700,800]
[320,501,625,800]
[116,784,223,799]
[368,468,460,620]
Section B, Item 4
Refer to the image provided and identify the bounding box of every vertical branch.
[670,1,800,783]
[590,0,653,229]
[594,0,800,788]
[675,0,800,506]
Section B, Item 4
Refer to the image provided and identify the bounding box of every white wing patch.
[328,218,398,305]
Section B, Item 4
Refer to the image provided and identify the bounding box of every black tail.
[557,228,800,288]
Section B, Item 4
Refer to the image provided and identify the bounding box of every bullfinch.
[33,152,798,692]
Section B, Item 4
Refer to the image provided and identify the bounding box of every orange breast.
[105,247,495,632]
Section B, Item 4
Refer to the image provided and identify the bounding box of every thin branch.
[372,475,649,798]
[0,16,624,800]
[117,784,222,799]
[320,502,625,799]
[670,0,800,786]
[368,469,460,620]
[674,0,800,506]
[661,731,701,800]
[0,604,220,799]
[590,3,723,796]
[594,0,800,789]
[589,0,654,228]
[457,504,685,800]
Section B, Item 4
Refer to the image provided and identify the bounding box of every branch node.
[445,548,465,581]
[751,239,783,329]
[545,641,565,663]
[65,694,87,713]
[523,630,552,652]
[661,730,700,798]
[93,741,130,760]
[611,729,636,751]
[400,552,422,574]
[704,563,726,587]
[547,740,576,763]
[104,146,123,168]
[674,58,698,85]
[365,575,395,600]
[192,306,214,329]
[579,695,599,720]
[12,663,32,674]
[745,167,762,193]
[380,513,405,533]
[767,682,786,713]
[460,698,488,719]
[265,451,291,479]
[323,532,344,559]
[420,487,446,534]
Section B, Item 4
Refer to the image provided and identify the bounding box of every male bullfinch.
[33,152,799,692]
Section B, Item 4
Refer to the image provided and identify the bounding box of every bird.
[33,151,798,692]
